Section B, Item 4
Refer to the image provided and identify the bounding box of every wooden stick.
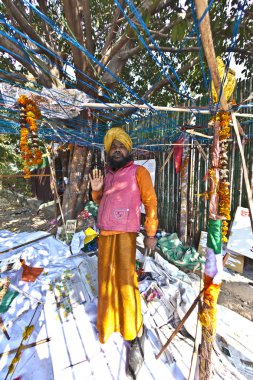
[231,112,253,230]
[0,174,51,178]
[0,338,51,358]
[58,102,251,118]
[46,147,66,229]
[158,148,174,173]
[155,253,230,360]
[188,265,204,380]
[0,316,10,340]
[79,102,212,113]
[194,140,208,161]
[4,304,42,380]
[0,233,54,254]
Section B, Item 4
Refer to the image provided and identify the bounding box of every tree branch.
[150,46,199,53]
[0,34,37,79]
[101,0,126,55]
[142,56,199,100]
[2,0,62,64]
[79,0,94,55]
[37,0,54,46]
[0,33,58,88]
[98,0,164,76]
[234,48,253,57]
[120,44,199,59]
[62,0,87,79]
[0,71,27,84]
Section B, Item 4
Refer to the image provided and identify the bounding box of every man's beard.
[108,154,133,169]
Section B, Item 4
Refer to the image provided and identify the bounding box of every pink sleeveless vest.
[97,162,141,232]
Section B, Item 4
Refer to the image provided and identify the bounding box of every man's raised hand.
[89,169,104,192]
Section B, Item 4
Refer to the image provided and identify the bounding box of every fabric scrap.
[207,218,222,254]
[0,289,19,313]
[20,259,43,282]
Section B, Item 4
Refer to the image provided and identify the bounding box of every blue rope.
[0,21,140,123]
[115,0,193,103]
[21,0,175,123]
[1,17,161,126]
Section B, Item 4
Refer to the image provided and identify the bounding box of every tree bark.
[194,0,228,111]
[61,145,92,220]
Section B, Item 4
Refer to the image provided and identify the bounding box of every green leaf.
[171,19,188,43]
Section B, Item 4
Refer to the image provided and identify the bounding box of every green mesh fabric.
[207,218,222,254]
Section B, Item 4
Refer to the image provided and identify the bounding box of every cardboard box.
[225,252,244,273]
[198,231,207,257]
[227,207,253,259]
[198,230,245,273]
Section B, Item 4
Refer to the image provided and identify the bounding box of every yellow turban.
[104,127,132,153]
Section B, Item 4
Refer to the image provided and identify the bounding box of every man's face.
[108,139,131,169]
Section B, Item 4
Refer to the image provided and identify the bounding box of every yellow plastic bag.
[84,227,98,244]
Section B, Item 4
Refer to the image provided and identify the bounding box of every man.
[89,127,158,379]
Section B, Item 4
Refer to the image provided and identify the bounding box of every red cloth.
[20,259,43,282]
[174,136,184,174]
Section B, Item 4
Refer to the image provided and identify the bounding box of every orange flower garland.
[18,95,42,179]
[212,110,231,243]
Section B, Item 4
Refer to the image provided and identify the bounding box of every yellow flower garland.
[212,111,231,243]
[18,95,42,179]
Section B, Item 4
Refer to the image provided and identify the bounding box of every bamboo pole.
[158,148,174,173]
[231,112,253,228]
[81,102,212,113]
[188,265,204,380]
[0,338,51,358]
[62,102,251,118]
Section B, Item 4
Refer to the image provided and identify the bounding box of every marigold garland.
[7,325,34,375]
[199,274,221,340]
[18,95,42,179]
[0,277,10,302]
[212,110,231,243]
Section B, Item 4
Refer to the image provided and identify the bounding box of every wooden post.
[193,1,228,378]
[194,0,228,111]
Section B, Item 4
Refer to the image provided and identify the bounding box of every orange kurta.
[92,165,158,343]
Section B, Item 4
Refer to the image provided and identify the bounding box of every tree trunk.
[61,145,93,220]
